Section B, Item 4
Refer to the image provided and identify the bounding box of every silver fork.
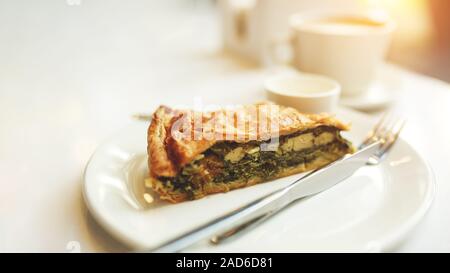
[359,113,406,165]
[147,114,405,252]
[209,113,406,245]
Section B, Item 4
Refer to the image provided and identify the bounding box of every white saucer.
[340,65,404,111]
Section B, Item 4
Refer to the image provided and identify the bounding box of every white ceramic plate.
[83,108,435,252]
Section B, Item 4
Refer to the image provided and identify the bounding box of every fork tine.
[377,114,397,146]
[362,113,405,166]
[376,118,406,157]
[359,112,389,149]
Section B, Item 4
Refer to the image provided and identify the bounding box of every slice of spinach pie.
[147,103,354,203]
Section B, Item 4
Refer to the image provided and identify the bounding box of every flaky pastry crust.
[147,103,350,179]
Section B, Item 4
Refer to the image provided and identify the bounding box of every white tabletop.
[1,0,449,252]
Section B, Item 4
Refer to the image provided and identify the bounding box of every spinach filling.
[158,126,351,198]
[211,141,348,183]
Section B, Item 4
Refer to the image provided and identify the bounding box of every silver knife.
[148,141,381,253]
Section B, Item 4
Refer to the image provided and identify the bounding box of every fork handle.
[210,208,279,245]
[148,187,290,252]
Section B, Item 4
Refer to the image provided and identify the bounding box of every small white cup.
[265,73,341,114]
[289,12,396,96]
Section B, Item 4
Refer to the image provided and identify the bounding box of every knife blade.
[149,141,381,252]
[211,141,381,244]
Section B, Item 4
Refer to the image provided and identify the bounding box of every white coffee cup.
[280,12,396,96]
[219,0,362,65]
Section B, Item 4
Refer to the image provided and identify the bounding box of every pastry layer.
[147,103,350,178]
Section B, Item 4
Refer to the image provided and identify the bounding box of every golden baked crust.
[146,102,353,203]
[147,102,350,178]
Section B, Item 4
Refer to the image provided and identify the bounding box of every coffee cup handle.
[268,32,295,66]
[233,7,249,42]
[221,0,253,43]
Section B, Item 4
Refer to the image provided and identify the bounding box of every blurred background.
[217,0,450,82]
[372,0,450,82]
